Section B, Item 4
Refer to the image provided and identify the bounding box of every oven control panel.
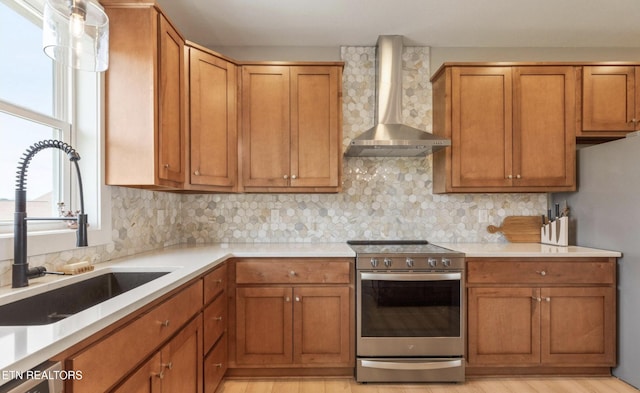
[358,255,465,271]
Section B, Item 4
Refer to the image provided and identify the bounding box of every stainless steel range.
[348,240,466,383]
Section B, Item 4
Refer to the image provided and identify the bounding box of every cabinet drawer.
[204,291,227,353]
[68,280,203,393]
[204,334,227,393]
[235,259,351,284]
[467,259,614,285]
[204,263,227,304]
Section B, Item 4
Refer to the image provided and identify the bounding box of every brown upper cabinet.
[240,65,343,192]
[103,3,185,189]
[431,64,576,193]
[581,65,640,138]
[186,44,238,192]
[102,1,344,193]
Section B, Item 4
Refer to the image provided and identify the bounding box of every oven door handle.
[360,359,463,371]
[360,272,461,281]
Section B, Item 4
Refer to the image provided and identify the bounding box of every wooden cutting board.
[487,216,542,243]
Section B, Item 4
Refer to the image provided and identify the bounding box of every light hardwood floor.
[217,377,639,393]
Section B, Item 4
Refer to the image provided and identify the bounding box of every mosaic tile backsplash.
[0,45,547,286]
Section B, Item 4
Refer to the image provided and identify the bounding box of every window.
[0,0,111,259]
[0,0,71,227]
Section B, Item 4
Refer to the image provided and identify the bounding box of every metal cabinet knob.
[158,319,170,327]
[544,297,551,302]
[289,270,296,277]
[214,316,223,321]
[283,174,289,179]
[162,362,173,370]
[532,296,542,302]
[164,164,170,169]
[291,175,297,179]
[194,170,200,176]
[285,296,290,302]
[507,174,513,179]
[295,296,300,302]
[516,174,521,179]
[537,270,547,276]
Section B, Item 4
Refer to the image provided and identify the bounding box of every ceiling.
[155,0,640,49]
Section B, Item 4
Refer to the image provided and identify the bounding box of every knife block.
[541,216,568,246]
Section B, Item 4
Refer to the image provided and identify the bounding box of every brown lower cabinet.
[55,263,228,393]
[112,315,203,393]
[49,254,618,391]
[228,258,354,376]
[235,286,351,366]
[466,257,616,375]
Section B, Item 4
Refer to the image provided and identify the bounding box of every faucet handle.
[77,213,88,247]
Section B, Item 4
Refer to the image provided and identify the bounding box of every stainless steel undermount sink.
[0,271,170,326]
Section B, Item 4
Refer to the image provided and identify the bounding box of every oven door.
[357,270,464,357]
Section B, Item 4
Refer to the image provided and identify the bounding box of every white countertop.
[436,242,622,258]
[0,243,354,385]
[0,241,620,385]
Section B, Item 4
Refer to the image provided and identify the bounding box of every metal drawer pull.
[536,270,547,276]
[360,359,462,371]
[215,363,223,368]
[158,319,170,327]
[214,316,223,321]
[289,270,296,276]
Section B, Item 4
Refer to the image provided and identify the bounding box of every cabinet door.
[241,66,291,188]
[512,66,575,188]
[188,48,237,190]
[582,66,636,133]
[451,67,513,188]
[541,287,616,365]
[290,66,340,188]
[103,6,158,186]
[293,286,351,365]
[236,287,293,365]
[157,15,185,185]
[111,352,162,393]
[204,334,227,393]
[161,315,203,393]
[467,287,540,365]
[204,292,227,354]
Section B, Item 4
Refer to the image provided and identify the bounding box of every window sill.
[0,225,112,261]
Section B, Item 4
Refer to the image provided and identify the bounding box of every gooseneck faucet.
[13,140,88,288]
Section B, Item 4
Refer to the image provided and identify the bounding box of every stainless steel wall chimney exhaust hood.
[344,35,450,157]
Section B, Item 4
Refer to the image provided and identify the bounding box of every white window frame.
[0,0,112,260]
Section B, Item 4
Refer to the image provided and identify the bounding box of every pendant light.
[43,0,109,72]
